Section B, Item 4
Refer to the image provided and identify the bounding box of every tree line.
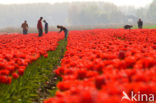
[0,0,155,28]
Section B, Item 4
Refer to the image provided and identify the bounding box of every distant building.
[126,15,138,24]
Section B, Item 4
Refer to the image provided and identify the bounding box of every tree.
[146,0,156,23]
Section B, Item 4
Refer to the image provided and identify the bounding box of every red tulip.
[118,51,126,59]
[12,72,19,79]
[95,75,106,89]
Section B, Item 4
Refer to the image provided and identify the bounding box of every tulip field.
[0,32,67,102]
[0,33,63,84]
[44,29,156,103]
[0,29,156,103]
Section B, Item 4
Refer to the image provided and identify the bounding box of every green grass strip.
[133,25,156,29]
[0,39,67,103]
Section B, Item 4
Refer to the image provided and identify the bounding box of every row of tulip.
[0,32,64,84]
[44,29,156,103]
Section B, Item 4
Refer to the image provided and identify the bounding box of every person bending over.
[57,25,68,40]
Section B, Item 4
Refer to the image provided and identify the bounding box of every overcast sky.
[0,0,153,8]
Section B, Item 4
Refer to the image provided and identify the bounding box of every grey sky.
[0,0,153,8]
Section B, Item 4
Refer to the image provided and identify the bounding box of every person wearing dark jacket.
[137,18,143,29]
[43,20,48,34]
[21,20,28,34]
[57,25,68,40]
[37,17,43,37]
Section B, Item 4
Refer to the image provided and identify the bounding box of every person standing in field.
[57,25,68,41]
[37,17,43,37]
[137,18,143,29]
[43,20,48,34]
[21,20,28,34]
